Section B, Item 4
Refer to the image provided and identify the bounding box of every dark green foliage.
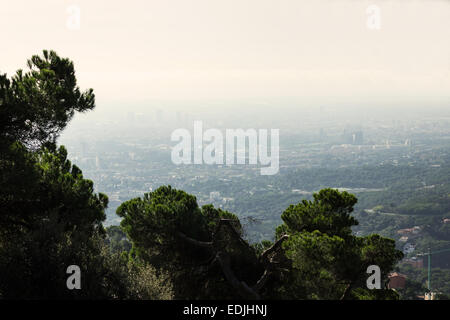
[119,187,403,300]
[275,188,403,299]
[117,185,260,299]
[0,50,95,149]
[0,51,407,300]
[399,263,450,297]
[396,278,428,300]
[278,188,358,238]
[0,138,127,298]
[106,225,132,254]
[0,51,127,299]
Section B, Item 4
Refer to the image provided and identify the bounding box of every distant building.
[397,226,421,235]
[404,139,412,147]
[403,243,416,255]
[342,129,364,145]
[209,191,221,202]
[388,272,407,289]
[425,292,436,300]
[222,197,234,204]
[443,218,450,224]
[403,257,424,269]
[352,131,364,145]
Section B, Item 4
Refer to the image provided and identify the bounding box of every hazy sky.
[1,0,449,107]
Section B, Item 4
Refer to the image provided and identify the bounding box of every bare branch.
[340,282,353,300]
[260,235,289,262]
[177,232,213,249]
[253,269,271,292]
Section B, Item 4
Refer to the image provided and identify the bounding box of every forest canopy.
[0,51,403,300]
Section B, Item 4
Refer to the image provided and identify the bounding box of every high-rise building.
[352,131,364,145]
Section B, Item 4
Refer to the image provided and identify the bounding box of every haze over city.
[1,0,450,303]
[2,0,449,109]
